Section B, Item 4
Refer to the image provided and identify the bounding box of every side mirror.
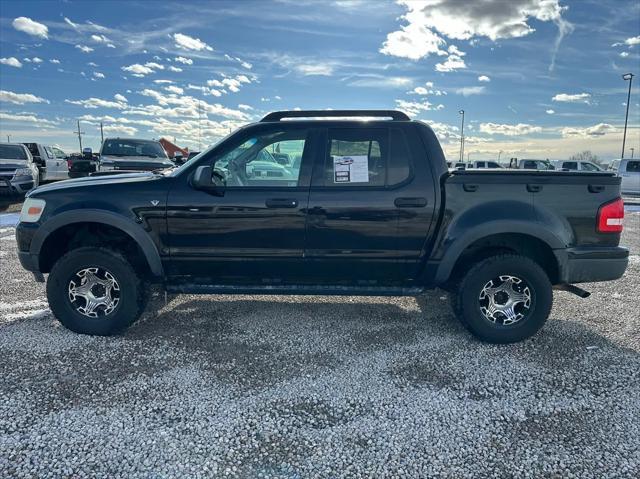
[173,152,185,165]
[192,165,225,196]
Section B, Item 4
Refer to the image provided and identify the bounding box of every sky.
[0,0,639,161]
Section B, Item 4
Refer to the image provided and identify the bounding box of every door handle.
[463,184,478,192]
[265,198,298,208]
[394,197,427,208]
[527,184,543,193]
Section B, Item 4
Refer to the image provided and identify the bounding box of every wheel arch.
[32,210,163,278]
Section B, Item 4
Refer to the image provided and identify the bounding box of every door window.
[323,128,411,187]
[214,130,308,187]
[562,162,578,170]
[626,161,640,173]
[44,146,54,159]
[52,147,66,159]
[581,162,599,171]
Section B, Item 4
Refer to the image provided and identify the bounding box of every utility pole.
[6,135,10,142]
[100,122,104,143]
[498,150,503,162]
[458,110,465,163]
[74,120,85,151]
[631,147,635,159]
[621,73,634,159]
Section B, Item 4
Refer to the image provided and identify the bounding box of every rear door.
[621,160,640,194]
[303,125,437,285]
[43,146,59,179]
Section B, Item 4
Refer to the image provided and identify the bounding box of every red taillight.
[597,197,624,233]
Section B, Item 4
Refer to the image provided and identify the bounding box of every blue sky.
[0,0,639,160]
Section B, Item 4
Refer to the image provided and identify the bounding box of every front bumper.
[18,250,39,272]
[0,176,34,194]
[554,246,629,284]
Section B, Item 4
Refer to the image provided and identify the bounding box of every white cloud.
[93,72,105,79]
[381,0,571,68]
[295,64,334,76]
[455,86,486,96]
[12,17,48,39]
[380,21,446,60]
[619,51,629,58]
[0,112,58,126]
[75,45,94,53]
[174,56,193,65]
[546,109,555,114]
[122,64,154,76]
[238,104,253,110]
[64,17,79,29]
[552,92,591,104]
[395,99,442,117]
[49,58,60,64]
[561,123,616,138]
[164,85,184,95]
[0,90,49,105]
[114,94,128,102]
[173,33,213,51]
[154,79,174,84]
[65,95,128,109]
[479,122,542,136]
[349,75,412,88]
[91,34,111,43]
[144,62,164,70]
[237,75,251,84]
[240,61,252,69]
[88,61,98,67]
[168,66,183,72]
[0,57,22,68]
[435,53,466,72]
[32,57,43,63]
[624,35,640,46]
[478,75,491,82]
[102,124,138,136]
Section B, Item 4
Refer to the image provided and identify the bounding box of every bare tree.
[569,150,603,166]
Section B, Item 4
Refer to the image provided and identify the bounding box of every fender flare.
[433,219,565,284]
[31,209,164,277]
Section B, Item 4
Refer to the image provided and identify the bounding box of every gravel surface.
[0,211,638,478]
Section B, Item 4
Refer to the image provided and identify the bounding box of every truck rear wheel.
[455,254,552,343]
[47,247,146,336]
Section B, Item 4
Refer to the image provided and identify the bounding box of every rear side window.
[522,160,537,169]
[325,128,387,186]
[627,161,640,172]
[323,128,411,187]
[487,162,500,168]
[44,146,54,159]
[562,162,578,170]
[23,143,39,157]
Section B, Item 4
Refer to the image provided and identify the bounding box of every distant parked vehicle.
[22,143,70,181]
[608,159,640,195]
[447,161,472,170]
[553,160,602,172]
[470,160,503,169]
[99,138,175,172]
[510,159,555,170]
[68,148,99,178]
[187,151,201,160]
[0,143,39,195]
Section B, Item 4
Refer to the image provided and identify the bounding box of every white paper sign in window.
[333,155,369,183]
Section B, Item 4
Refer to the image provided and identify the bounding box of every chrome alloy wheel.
[478,275,532,325]
[68,267,121,318]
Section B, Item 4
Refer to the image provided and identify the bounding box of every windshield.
[0,144,28,161]
[101,139,168,158]
[168,128,241,177]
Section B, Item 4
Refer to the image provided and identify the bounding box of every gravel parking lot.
[1,201,639,478]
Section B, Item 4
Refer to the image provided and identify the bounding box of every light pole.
[498,150,503,162]
[458,109,465,163]
[631,147,635,159]
[621,73,634,159]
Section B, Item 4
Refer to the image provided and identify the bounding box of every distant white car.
[608,159,640,195]
[470,160,503,169]
[553,160,602,172]
[0,143,40,195]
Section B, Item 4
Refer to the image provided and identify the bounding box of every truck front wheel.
[46,247,146,335]
[455,254,553,343]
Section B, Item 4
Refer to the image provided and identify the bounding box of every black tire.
[455,254,552,343]
[47,247,146,335]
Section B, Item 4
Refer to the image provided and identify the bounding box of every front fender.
[31,209,164,277]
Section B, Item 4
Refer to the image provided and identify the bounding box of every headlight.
[19,198,46,223]
[13,168,32,177]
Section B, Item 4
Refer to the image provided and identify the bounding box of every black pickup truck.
[16,110,628,342]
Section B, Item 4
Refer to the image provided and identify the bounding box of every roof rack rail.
[260,109,410,122]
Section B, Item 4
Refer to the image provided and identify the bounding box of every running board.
[166,283,424,296]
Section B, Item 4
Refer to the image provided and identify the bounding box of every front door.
[166,126,317,285]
